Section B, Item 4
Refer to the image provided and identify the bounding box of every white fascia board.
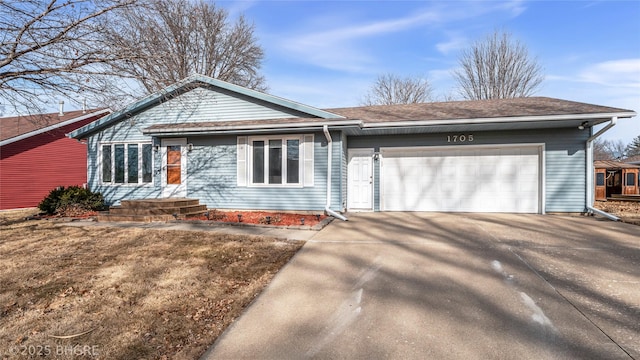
[1,109,111,146]
[362,111,637,128]
[142,120,363,136]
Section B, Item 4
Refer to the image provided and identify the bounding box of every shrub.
[38,186,105,215]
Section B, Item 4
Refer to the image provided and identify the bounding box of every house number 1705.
[447,134,474,143]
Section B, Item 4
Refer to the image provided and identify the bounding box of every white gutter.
[323,124,348,221]
[362,112,635,128]
[585,117,619,221]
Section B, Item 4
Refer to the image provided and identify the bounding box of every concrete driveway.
[202,213,639,359]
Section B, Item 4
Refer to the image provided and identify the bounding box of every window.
[252,141,264,184]
[626,172,636,186]
[101,143,153,184]
[246,135,305,186]
[287,139,300,183]
[128,144,138,183]
[101,145,112,182]
[596,173,605,186]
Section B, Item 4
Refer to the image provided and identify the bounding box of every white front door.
[161,138,187,198]
[348,149,374,211]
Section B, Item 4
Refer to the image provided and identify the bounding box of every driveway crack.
[510,248,635,360]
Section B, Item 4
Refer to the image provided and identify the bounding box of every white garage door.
[381,145,541,213]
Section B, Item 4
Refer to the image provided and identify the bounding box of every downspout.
[586,117,620,221]
[323,125,348,221]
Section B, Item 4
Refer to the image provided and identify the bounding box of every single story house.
[1,107,111,210]
[594,160,640,200]
[68,75,636,218]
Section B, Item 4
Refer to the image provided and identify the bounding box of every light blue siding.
[86,82,592,214]
[87,86,327,206]
[185,132,336,211]
[90,88,307,144]
[86,136,162,205]
[348,128,588,213]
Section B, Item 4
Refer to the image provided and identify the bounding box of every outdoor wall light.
[578,121,589,130]
[373,153,380,160]
[187,143,194,152]
[153,145,159,152]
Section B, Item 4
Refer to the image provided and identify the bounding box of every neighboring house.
[0,108,111,210]
[68,75,637,216]
[594,160,640,200]
[625,155,640,166]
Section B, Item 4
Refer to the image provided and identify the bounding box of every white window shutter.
[303,134,314,186]
[237,136,247,186]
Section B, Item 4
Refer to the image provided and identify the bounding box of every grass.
[0,209,304,359]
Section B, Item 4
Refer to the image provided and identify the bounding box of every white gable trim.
[69,74,344,139]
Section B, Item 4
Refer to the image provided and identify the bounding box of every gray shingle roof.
[142,96,635,135]
[595,160,640,169]
[0,108,108,142]
[326,97,634,122]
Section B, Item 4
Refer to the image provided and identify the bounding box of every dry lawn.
[0,209,304,359]
[594,200,640,225]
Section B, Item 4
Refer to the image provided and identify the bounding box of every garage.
[380,145,542,213]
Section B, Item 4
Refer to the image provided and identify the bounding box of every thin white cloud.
[498,0,528,17]
[276,1,530,73]
[223,0,259,19]
[286,10,440,47]
[579,59,640,88]
[545,58,640,143]
[549,58,640,88]
[436,34,468,55]
[279,8,442,73]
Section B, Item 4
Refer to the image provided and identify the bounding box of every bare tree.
[104,0,266,94]
[362,73,433,106]
[453,31,544,100]
[593,138,627,160]
[0,0,140,114]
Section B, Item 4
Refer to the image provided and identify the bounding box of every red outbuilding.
[0,108,110,210]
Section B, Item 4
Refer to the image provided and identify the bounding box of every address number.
[447,134,474,143]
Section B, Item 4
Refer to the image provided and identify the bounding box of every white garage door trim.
[380,144,545,213]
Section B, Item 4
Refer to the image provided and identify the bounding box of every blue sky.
[221,0,640,144]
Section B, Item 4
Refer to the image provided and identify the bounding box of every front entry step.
[97,198,207,222]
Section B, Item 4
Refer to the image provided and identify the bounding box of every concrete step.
[96,214,177,222]
[120,198,200,209]
[99,198,207,222]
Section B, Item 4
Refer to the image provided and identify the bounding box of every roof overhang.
[142,119,363,136]
[1,109,111,146]
[360,111,636,129]
[345,112,636,135]
[141,111,636,137]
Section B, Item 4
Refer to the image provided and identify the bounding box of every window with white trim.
[238,135,314,187]
[100,143,153,184]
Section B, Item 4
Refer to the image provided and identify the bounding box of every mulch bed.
[187,210,328,228]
